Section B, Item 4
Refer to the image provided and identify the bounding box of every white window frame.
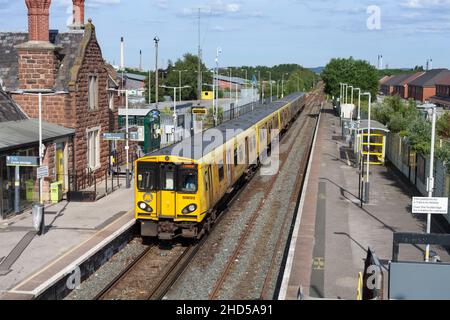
[86,126,101,171]
[88,75,99,110]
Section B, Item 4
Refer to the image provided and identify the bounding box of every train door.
[204,166,214,208]
[226,148,232,188]
[245,137,250,167]
[160,163,176,218]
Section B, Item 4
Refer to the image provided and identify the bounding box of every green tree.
[321,57,379,100]
[437,112,450,139]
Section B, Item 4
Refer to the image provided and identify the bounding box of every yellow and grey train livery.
[135,93,306,240]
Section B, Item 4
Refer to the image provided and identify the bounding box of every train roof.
[147,92,305,161]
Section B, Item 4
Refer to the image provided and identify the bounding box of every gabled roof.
[0,88,27,123]
[0,30,85,92]
[384,74,411,86]
[397,72,425,86]
[409,69,450,87]
[435,73,450,86]
[379,75,394,85]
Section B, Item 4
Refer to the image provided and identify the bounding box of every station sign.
[103,133,126,141]
[412,197,449,215]
[6,156,39,167]
[37,166,49,179]
[192,108,208,115]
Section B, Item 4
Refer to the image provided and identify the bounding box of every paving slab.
[0,184,135,295]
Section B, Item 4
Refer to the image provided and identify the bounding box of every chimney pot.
[72,0,85,26]
[25,0,52,42]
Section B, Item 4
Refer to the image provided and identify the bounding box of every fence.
[67,169,123,202]
[386,132,450,224]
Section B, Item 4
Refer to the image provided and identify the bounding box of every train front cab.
[135,156,205,240]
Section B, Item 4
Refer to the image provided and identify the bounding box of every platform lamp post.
[154,36,160,108]
[425,104,437,262]
[20,90,66,206]
[362,92,372,204]
[160,85,191,143]
[281,73,289,98]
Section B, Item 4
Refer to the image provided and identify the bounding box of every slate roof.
[214,75,248,85]
[0,31,84,92]
[0,88,27,122]
[409,69,450,87]
[0,119,75,152]
[383,74,411,86]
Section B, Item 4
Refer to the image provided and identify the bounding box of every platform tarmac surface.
[283,104,450,300]
[0,183,135,298]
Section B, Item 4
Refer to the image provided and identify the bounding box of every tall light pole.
[349,86,354,105]
[426,105,437,262]
[362,92,372,203]
[154,36,160,107]
[174,69,188,102]
[160,85,191,143]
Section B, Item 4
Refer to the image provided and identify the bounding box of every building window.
[108,92,114,110]
[88,76,99,110]
[87,128,101,170]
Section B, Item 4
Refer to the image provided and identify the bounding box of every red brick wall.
[71,33,111,178]
[423,87,436,102]
[17,48,57,90]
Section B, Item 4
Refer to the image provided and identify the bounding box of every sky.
[0,0,449,70]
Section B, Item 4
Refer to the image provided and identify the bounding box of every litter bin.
[50,181,63,204]
[26,180,34,201]
[32,204,44,235]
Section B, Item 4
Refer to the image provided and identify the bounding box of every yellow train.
[135,93,306,240]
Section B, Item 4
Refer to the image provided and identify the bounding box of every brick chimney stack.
[25,0,51,42]
[17,0,58,91]
[72,0,85,26]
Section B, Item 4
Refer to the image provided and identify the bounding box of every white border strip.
[8,219,135,297]
[278,104,322,300]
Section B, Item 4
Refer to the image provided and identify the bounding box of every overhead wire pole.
[174,69,188,102]
[160,85,191,143]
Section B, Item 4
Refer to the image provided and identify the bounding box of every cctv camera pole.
[154,36,160,108]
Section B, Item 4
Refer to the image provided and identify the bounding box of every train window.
[178,169,198,193]
[234,148,238,166]
[137,163,158,191]
[161,166,175,191]
[218,161,225,181]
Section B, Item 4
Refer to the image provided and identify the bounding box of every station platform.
[280,103,450,300]
[0,185,136,300]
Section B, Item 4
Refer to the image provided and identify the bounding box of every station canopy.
[356,120,389,133]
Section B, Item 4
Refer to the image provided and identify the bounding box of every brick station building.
[0,0,125,199]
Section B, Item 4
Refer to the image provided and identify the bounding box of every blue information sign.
[6,156,39,167]
[102,133,126,141]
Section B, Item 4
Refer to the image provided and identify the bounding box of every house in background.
[392,72,425,99]
[379,75,394,95]
[429,75,450,110]
[0,0,124,202]
[380,75,401,96]
[408,69,450,102]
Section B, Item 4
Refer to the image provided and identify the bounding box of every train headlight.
[182,204,197,214]
[138,202,153,213]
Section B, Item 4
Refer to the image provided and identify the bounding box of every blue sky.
[1,0,449,70]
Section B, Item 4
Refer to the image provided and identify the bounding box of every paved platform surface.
[283,104,450,300]
[0,184,135,298]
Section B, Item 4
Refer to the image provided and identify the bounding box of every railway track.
[208,88,325,300]
[94,88,325,301]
